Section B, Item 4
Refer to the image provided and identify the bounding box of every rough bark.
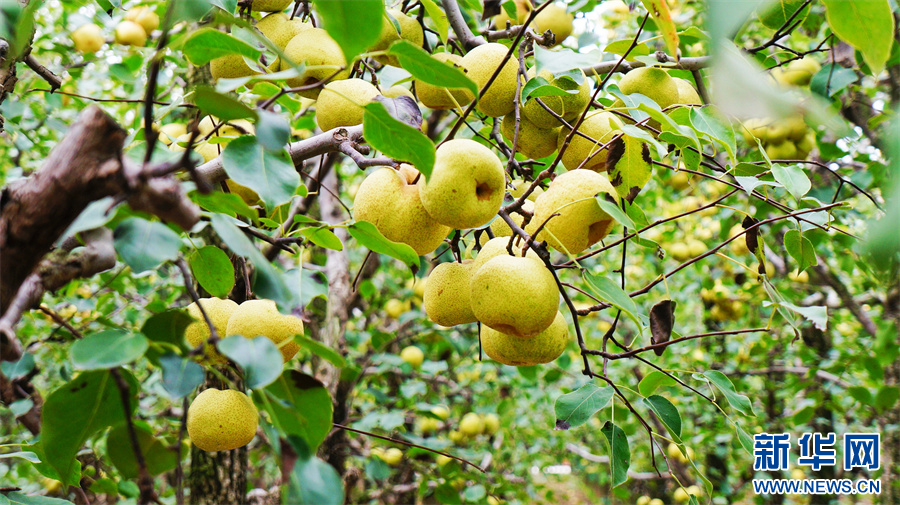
[881,284,900,504]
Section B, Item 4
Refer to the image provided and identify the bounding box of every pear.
[489,199,535,237]
[508,179,543,201]
[315,78,380,132]
[481,311,569,366]
[157,123,187,145]
[423,260,478,326]
[125,6,159,34]
[353,164,451,255]
[533,3,573,46]
[522,68,590,127]
[226,180,262,206]
[169,134,220,163]
[499,113,559,159]
[218,119,255,137]
[282,28,350,98]
[531,169,618,255]
[210,53,260,80]
[114,20,147,46]
[371,9,424,67]
[559,71,592,122]
[783,115,808,142]
[187,389,258,452]
[764,140,798,160]
[471,236,540,273]
[493,0,532,27]
[251,0,292,12]
[618,67,679,110]
[225,299,304,362]
[71,24,104,54]
[778,56,821,86]
[382,85,415,99]
[740,117,770,144]
[557,111,622,171]
[469,255,559,337]
[419,139,505,229]
[185,298,238,364]
[459,43,519,117]
[416,52,472,110]
[673,78,702,106]
[256,12,310,50]
[522,68,565,128]
[400,346,424,367]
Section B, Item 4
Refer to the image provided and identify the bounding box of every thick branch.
[441,0,486,48]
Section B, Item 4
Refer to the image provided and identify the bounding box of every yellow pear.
[508,179,543,201]
[210,53,260,80]
[282,28,349,98]
[471,236,540,273]
[423,260,477,326]
[489,199,534,237]
[533,3,573,46]
[225,299,304,362]
[125,6,159,34]
[218,119,255,137]
[482,413,500,434]
[187,388,258,452]
[765,140,798,160]
[400,346,424,368]
[419,139,506,229]
[415,52,472,110]
[382,447,403,465]
[559,71,592,122]
[493,0,532,26]
[522,68,565,128]
[500,112,559,159]
[531,169,618,255]
[71,24,104,54]
[315,78,380,132]
[481,310,569,366]
[250,0,292,12]
[168,134,220,163]
[674,78,702,105]
[256,12,310,50]
[459,412,484,436]
[353,164,451,255]
[778,56,821,86]
[226,180,261,206]
[557,111,622,171]
[469,255,558,337]
[382,85,415,99]
[618,67,679,111]
[157,123,187,145]
[385,299,405,318]
[371,9,424,67]
[459,43,519,117]
[185,297,239,364]
[114,20,147,46]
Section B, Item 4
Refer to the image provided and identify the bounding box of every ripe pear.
[481,310,569,366]
[740,117,770,144]
[783,115,808,142]
[522,68,565,128]
[251,0,292,12]
[419,139,505,229]
[500,113,559,159]
[226,180,262,206]
[218,119,255,137]
[353,165,451,255]
[125,6,159,34]
[531,169,618,255]
[557,111,622,171]
[210,53,259,80]
[459,412,484,436]
[225,299,304,362]
[168,135,220,163]
[315,78,379,131]
[493,0,532,26]
[371,9,424,67]
[187,388,258,452]
[416,52,472,110]
[114,20,147,46]
[618,67,679,110]
[185,297,239,364]
[489,199,534,237]
[764,140,798,160]
[423,260,477,326]
[482,413,500,434]
[673,78,702,105]
[471,236,540,272]
[400,346,425,368]
[71,24,104,54]
[256,12,310,50]
[431,405,450,420]
[282,28,349,98]
[533,3,574,46]
[470,255,558,337]
[385,299,405,319]
[778,56,821,86]
[382,447,403,466]
[508,179,543,201]
[157,123,187,144]
[459,43,519,117]
[382,85,415,99]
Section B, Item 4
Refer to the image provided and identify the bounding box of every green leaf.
[222,136,300,209]
[41,370,137,486]
[847,386,872,404]
[771,164,810,199]
[0,352,34,380]
[606,135,652,203]
[192,86,256,122]
[639,0,679,60]
[638,370,676,397]
[553,383,614,430]
[218,335,284,389]
[256,109,291,152]
[174,0,215,22]
[702,370,755,417]
[735,423,754,455]
[434,483,462,505]
[301,227,344,251]
[522,77,577,102]
[596,197,635,230]
[642,395,682,439]
[182,28,261,66]
[259,371,334,453]
[822,0,894,75]
[1,492,75,505]
[191,191,258,223]
[312,0,383,63]
[363,101,436,179]
[874,386,900,411]
[0,451,40,463]
[810,63,858,97]
[158,353,204,399]
[783,229,817,272]
[419,0,449,43]
[387,41,478,98]
[106,421,178,479]
[619,124,668,159]
[776,301,828,331]
[600,421,631,487]
[689,107,736,161]
[188,246,235,298]
[141,310,193,363]
[582,272,644,331]
[294,334,347,368]
[113,217,182,273]
[59,197,117,244]
[284,443,344,504]
[70,330,148,370]
[349,221,420,269]
[534,45,604,75]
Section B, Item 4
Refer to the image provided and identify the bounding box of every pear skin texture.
[315,78,380,132]
[419,139,505,229]
[158,123,187,144]
[522,68,565,128]
[187,389,258,452]
[469,256,559,338]
[557,111,621,171]
[459,43,519,118]
[71,24,104,53]
[472,237,540,274]
[416,52,473,110]
[256,12,310,50]
[489,199,534,237]
[185,298,239,364]
[481,310,569,366]
[500,112,559,159]
[210,53,259,80]
[423,260,477,326]
[533,4,574,46]
[673,78,702,106]
[353,165,451,255]
[225,299,303,362]
[618,67,679,110]
[282,29,349,98]
[114,21,147,46]
[371,9,424,67]
[559,71,592,122]
[532,169,618,255]
[251,0,293,12]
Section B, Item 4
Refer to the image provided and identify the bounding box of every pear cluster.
[71,5,159,53]
[740,115,815,161]
[492,1,574,47]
